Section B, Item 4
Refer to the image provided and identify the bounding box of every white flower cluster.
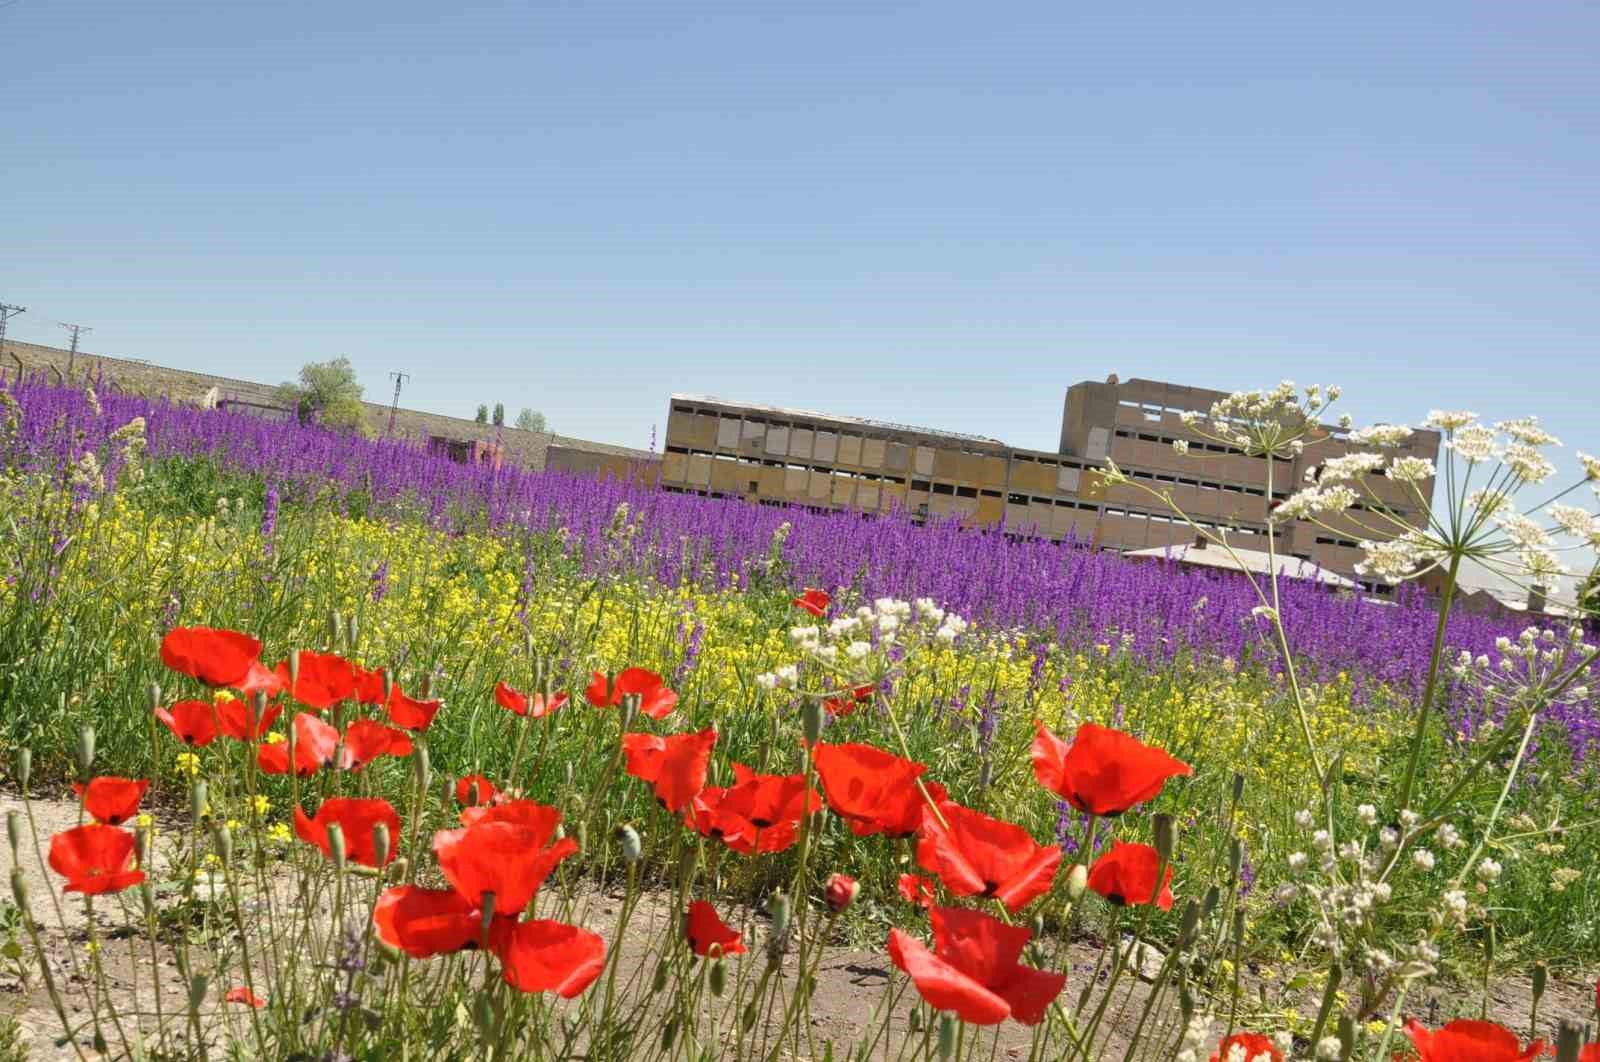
[1454,624,1595,716]
[1271,484,1357,524]
[755,596,968,691]
[1353,531,1443,583]
[1347,423,1413,448]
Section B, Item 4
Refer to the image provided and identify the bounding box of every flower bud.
[190,780,209,825]
[388,857,410,883]
[978,757,993,791]
[1555,1022,1582,1062]
[479,892,498,944]
[411,744,430,793]
[769,891,791,936]
[1066,863,1088,900]
[1153,813,1176,866]
[136,824,152,867]
[147,682,162,714]
[741,1001,759,1031]
[1202,884,1221,918]
[617,825,642,863]
[1231,771,1246,804]
[937,1014,956,1060]
[908,1007,923,1032]
[824,873,858,913]
[326,610,342,649]
[382,669,394,707]
[5,812,20,856]
[801,699,823,746]
[660,1018,678,1050]
[15,748,29,791]
[1531,962,1546,1003]
[76,725,96,777]
[326,822,346,871]
[344,614,358,652]
[620,693,640,730]
[419,671,432,699]
[188,973,210,1010]
[1177,899,1201,945]
[288,650,301,690]
[709,958,726,997]
[212,824,233,867]
[372,823,391,869]
[10,868,29,908]
[651,958,670,994]
[1229,838,1244,880]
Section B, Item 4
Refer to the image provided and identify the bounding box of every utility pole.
[0,303,25,367]
[386,371,410,435]
[59,322,92,381]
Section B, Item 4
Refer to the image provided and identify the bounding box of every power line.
[58,321,92,380]
[0,303,26,366]
[386,371,410,435]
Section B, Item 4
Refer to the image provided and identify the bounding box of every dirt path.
[3,795,1595,1060]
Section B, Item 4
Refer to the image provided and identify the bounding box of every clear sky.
[3,2,1596,467]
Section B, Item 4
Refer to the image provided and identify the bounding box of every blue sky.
[4,1,1597,468]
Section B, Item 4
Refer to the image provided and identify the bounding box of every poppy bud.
[190,780,208,825]
[344,613,358,652]
[620,693,640,730]
[147,682,162,714]
[801,699,823,745]
[5,812,19,856]
[824,873,858,912]
[326,610,342,649]
[661,1018,678,1050]
[479,892,498,943]
[709,958,726,997]
[1555,1022,1581,1062]
[371,823,391,870]
[769,891,791,936]
[388,858,409,883]
[76,725,96,777]
[1153,813,1176,866]
[285,718,298,762]
[553,824,566,842]
[382,669,394,707]
[1201,885,1221,918]
[1229,838,1243,880]
[411,744,430,793]
[1232,909,1246,946]
[10,868,28,909]
[1231,771,1246,804]
[617,825,642,863]
[93,1032,107,1055]
[288,650,301,690]
[741,1001,759,1031]
[1532,961,1546,1001]
[419,671,433,699]
[15,748,29,791]
[564,762,574,789]
[575,821,588,852]
[1031,913,1045,938]
[1177,900,1201,945]
[978,756,993,791]
[908,1007,923,1032]
[472,994,494,1034]
[937,1014,956,1061]
[326,822,347,871]
[651,958,670,994]
[1066,863,1088,900]
[212,824,232,867]
[188,973,210,1010]
[136,824,152,867]
[139,881,155,918]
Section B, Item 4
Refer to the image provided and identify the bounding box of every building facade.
[660,375,1440,585]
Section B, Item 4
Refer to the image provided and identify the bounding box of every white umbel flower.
[1495,416,1561,447]
[1504,443,1557,484]
[1389,456,1435,483]
[1577,451,1600,481]
[1349,424,1414,448]
[1449,424,1500,463]
[1423,410,1478,431]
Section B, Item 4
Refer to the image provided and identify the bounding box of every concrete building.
[659,375,1440,586]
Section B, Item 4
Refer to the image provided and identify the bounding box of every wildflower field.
[1,375,1598,1061]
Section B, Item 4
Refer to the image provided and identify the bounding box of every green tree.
[492,403,505,427]
[275,357,370,436]
[514,408,547,433]
[475,404,489,425]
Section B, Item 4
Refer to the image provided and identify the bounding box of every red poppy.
[1580,1047,1600,1062]
[915,801,1062,914]
[898,873,935,909]
[386,685,442,732]
[154,700,218,748]
[812,741,947,838]
[454,774,499,807]
[792,588,832,617]
[1031,722,1192,818]
[353,665,388,706]
[257,712,341,776]
[488,917,607,996]
[825,873,859,912]
[72,777,150,826]
[339,719,414,770]
[273,651,357,711]
[1404,1019,1545,1062]
[622,727,717,812]
[1086,841,1174,911]
[685,900,745,957]
[159,626,262,688]
[216,697,283,742]
[48,824,144,895]
[495,681,569,719]
[434,811,578,917]
[374,885,482,957]
[294,798,401,868]
[584,668,678,720]
[235,661,286,698]
[684,765,821,855]
[1211,1033,1282,1062]
[823,684,875,719]
[224,987,266,1009]
[887,906,1065,1026]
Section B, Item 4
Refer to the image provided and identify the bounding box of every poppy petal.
[373,885,481,957]
[887,928,1009,1026]
[490,918,606,997]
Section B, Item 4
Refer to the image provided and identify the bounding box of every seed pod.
[326,823,347,871]
[709,958,726,997]
[190,780,209,825]
[5,811,20,856]
[937,1014,956,1061]
[1153,813,1176,866]
[15,749,30,791]
[617,825,642,863]
[372,823,391,870]
[801,699,824,746]
[564,762,575,789]
[76,725,96,777]
[1231,771,1245,804]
